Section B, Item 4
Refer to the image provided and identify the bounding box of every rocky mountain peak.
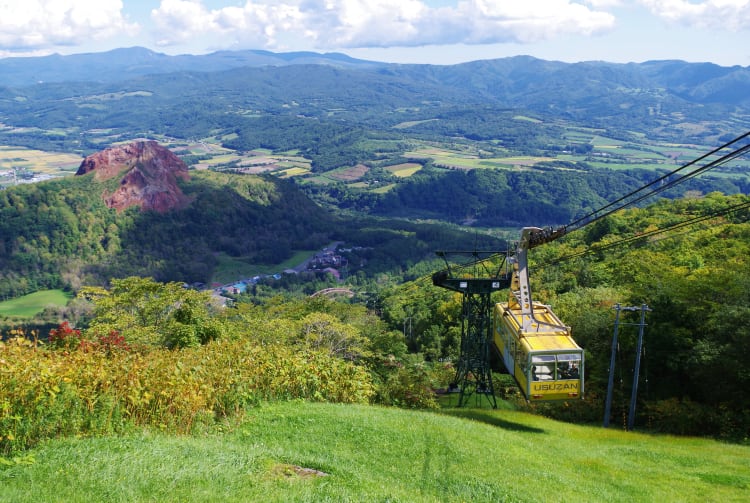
[75,140,191,212]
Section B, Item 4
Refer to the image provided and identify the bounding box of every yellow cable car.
[492,227,584,401]
[493,301,583,401]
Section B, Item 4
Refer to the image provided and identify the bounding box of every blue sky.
[1,1,748,66]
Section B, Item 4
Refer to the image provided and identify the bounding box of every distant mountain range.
[0,47,384,86]
[2,46,749,115]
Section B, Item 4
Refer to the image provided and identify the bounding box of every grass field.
[0,290,71,318]
[0,146,82,173]
[211,249,321,284]
[2,401,748,502]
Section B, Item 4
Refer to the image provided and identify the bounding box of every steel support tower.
[432,252,511,408]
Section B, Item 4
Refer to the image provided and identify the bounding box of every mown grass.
[0,289,71,318]
[2,401,748,502]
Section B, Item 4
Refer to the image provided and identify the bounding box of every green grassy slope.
[2,401,747,502]
[0,289,71,318]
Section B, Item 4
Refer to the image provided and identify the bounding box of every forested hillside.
[0,171,335,297]
[0,166,510,299]
[376,192,750,437]
[541,192,750,435]
[367,164,749,224]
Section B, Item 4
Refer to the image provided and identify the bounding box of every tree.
[79,276,224,348]
[299,312,371,361]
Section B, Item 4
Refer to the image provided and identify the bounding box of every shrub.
[373,355,450,408]
[0,335,374,455]
[47,321,84,350]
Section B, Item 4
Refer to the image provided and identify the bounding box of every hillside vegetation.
[371,193,750,438]
[2,401,748,502]
[0,170,336,297]
[2,194,749,447]
[0,165,514,300]
[2,155,745,301]
[1,50,749,450]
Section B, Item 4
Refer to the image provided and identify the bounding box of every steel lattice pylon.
[454,288,496,407]
[432,251,511,408]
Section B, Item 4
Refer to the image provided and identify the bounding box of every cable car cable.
[604,143,750,215]
[563,131,750,232]
[562,141,750,233]
[545,198,750,264]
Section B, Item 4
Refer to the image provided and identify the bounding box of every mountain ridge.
[2,46,748,118]
[0,46,385,86]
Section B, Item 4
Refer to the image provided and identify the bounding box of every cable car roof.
[521,333,582,352]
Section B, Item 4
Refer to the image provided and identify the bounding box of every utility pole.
[403,316,413,341]
[627,304,651,431]
[603,304,623,428]
[603,304,651,429]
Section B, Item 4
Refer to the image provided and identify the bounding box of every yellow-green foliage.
[0,336,373,455]
[79,277,226,348]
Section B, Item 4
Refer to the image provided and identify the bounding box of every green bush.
[0,335,374,455]
[373,355,451,408]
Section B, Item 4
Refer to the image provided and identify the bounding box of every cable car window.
[557,353,581,379]
[531,355,555,381]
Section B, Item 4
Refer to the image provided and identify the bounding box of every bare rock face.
[75,141,191,212]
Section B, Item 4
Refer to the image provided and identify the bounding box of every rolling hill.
[0,141,338,297]
[2,47,749,147]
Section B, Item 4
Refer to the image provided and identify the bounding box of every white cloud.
[584,0,623,7]
[450,0,616,45]
[639,0,750,30]
[0,0,137,51]
[151,0,304,47]
[149,0,616,50]
[1,0,748,60]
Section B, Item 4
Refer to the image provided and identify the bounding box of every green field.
[2,401,748,502]
[0,289,71,318]
[212,249,320,284]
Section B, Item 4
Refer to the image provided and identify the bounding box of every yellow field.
[277,167,310,177]
[406,146,554,170]
[385,163,422,177]
[0,146,82,182]
[372,183,396,193]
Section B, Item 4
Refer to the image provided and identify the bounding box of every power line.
[546,198,750,264]
[563,131,750,232]
[420,133,750,284]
